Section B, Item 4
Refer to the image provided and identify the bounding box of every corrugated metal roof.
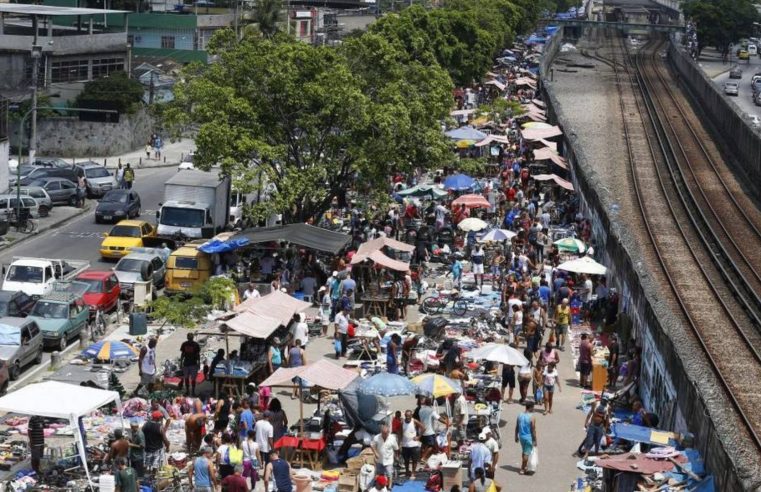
[0,4,128,16]
[166,169,222,187]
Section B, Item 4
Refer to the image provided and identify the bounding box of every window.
[127,34,134,46]
[92,58,124,79]
[161,36,175,49]
[46,181,61,191]
[51,59,89,83]
[61,181,75,190]
[29,323,39,337]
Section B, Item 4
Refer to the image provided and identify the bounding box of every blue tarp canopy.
[444,173,476,191]
[526,35,547,45]
[199,237,250,254]
[444,126,488,141]
[0,324,19,346]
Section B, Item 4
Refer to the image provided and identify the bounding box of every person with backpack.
[217,433,243,480]
[123,164,135,189]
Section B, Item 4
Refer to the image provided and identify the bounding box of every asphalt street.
[712,54,761,119]
[0,166,177,269]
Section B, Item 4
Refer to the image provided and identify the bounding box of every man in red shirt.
[221,464,249,491]
[579,333,593,389]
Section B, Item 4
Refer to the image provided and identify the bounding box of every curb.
[0,204,91,252]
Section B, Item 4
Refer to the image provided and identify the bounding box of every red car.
[74,270,121,315]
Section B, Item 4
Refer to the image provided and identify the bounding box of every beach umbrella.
[358,373,417,397]
[521,122,553,129]
[558,256,607,275]
[467,343,529,366]
[457,218,488,232]
[411,373,462,398]
[82,340,139,361]
[554,237,586,253]
[396,184,448,200]
[478,228,517,242]
[452,194,491,209]
[443,174,476,191]
[455,140,476,149]
[444,126,488,141]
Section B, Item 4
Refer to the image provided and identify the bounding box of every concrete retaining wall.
[539,26,564,78]
[668,37,761,199]
[11,108,153,158]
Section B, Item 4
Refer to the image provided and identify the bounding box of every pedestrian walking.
[180,333,201,396]
[145,142,152,160]
[371,424,399,478]
[553,298,571,350]
[542,362,561,414]
[401,410,424,479]
[263,450,292,492]
[124,164,135,189]
[514,400,537,475]
[134,338,157,396]
[114,458,139,492]
[76,174,86,208]
[579,333,593,389]
[116,163,125,189]
[189,446,217,492]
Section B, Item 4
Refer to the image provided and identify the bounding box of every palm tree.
[252,0,284,38]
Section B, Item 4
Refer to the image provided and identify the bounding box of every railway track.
[596,31,761,451]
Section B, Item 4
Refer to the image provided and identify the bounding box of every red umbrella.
[452,194,491,209]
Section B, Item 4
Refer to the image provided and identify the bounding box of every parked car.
[0,291,36,318]
[729,66,743,79]
[0,317,43,380]
[26,177,78,206]
[749,115,761,127]
[18,186,53,212]
[0,360,9,395]
[178,152,195,171]
[0,195,45,219]
[9,165,39,185]
[31,158,71,169]
[76,162,117,197]
[18,166,78,187]
[114,248,170,297]
[754,92,761,106]
[95,190,141,223]
[26,282,90,351]
[724,82,739,96]
[74,270,121,315]
[99,220,157,259]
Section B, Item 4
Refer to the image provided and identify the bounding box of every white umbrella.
[467,343,529,366]
[457,217,488,232]
[557,256,607,275]
[478,228,517,242]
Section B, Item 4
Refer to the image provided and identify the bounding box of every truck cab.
[26,281,90,351]
[156,170,231,240]
[157,200,214,239]
[165,242,213,295]
[2,258,90,297]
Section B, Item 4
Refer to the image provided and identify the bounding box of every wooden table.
[274,436,325,469]
[362,295,389,317]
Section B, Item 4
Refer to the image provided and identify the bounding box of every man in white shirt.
[452,392,469,443]
[291,313,309,347]
[481,427,500,468]
[371,424,399,478]
[334,307,351,358]
[254,411,274,466]
[243,283,260,301]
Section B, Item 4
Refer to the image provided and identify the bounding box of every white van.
[748,44,758,56]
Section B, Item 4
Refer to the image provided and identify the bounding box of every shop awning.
[475,134,510,147]
[259,359,359,390]
[352,249,410,272]
[537,139,557,151]
[224,311,282,339]
[533,147,568,169]
[513,77,537,88]
[356,236,415,254]
[532,99,546,108]
[596,452,687,474]
[233,223,350,254]
[532,173,575,191]
[485,79,506,91]
[522,126,563,140]
[235,289,311,315]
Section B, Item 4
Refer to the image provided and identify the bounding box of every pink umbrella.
[452,194,491,209]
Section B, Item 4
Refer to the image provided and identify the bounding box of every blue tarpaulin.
[199,238,250,254]
[444,126,488,141]
[0,324,19,346]
[444,174,476,191]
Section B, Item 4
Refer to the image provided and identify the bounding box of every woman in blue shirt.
[515,400,537,475]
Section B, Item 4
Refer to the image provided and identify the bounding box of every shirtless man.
[185,398,208,454]
[105,429,131,470]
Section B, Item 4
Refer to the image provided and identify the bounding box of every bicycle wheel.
[421,297,438,314]
[453,299,468,316]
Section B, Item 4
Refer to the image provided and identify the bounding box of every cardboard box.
[441,461,463,490]
[338,471,358,492]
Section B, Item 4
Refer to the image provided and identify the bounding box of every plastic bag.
[527,447,539,472]
[334,339,342,353]
[535,387,544,403]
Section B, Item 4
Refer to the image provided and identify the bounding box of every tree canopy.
[682,0,760,55]
[166,0,537,222]
[75,71,143,114]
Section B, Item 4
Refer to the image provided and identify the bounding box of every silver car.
[76,162,117,197]
[0,317,44,380]
[0,194,44,219]
[113,248,169,297]
[18,186,53,212]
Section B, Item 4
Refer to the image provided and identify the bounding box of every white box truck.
[157,170,231,240]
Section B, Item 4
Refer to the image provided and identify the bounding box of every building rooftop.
[0,4,128,16]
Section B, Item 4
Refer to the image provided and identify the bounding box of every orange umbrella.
[452,194,490,209]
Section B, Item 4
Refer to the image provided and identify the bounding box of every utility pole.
[29,15,41,164]
[149,71,155,104]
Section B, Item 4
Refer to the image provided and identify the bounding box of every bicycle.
[421,290,468,316]
[9,208,36,234]
[89,309,107,341]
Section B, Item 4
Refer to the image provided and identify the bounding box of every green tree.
[75,71,143,114]
[682,0,760,56]
[166,32,451,222]
[251,0,284,38]
[149,295,209,329]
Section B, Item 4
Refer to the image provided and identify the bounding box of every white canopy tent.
[0,381,123,486]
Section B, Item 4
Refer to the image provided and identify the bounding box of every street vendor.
[128,418,145,478]
[104,428,131,470]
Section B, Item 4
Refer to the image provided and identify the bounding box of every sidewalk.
[696,47,739,79]
[68,138,196,170]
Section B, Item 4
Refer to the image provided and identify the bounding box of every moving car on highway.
[95,190,141,223]
[76,162,118,198]
[724,82,739,96]
[99,220,157,260]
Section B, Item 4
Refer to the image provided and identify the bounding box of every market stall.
[351,238,413,317]
[0,381,123,488]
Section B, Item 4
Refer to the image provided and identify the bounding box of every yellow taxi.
[99,220,157,259]
[739,50,750,60]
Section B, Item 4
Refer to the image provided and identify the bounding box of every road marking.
[7,341,79,391]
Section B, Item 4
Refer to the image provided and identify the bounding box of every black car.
[18,166,78,186]
[0,291,36,318]
[95,189,141,223]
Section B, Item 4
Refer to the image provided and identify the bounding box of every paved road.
[712,54,761,119]
[1,166,177,391]
[0,166,177,269]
